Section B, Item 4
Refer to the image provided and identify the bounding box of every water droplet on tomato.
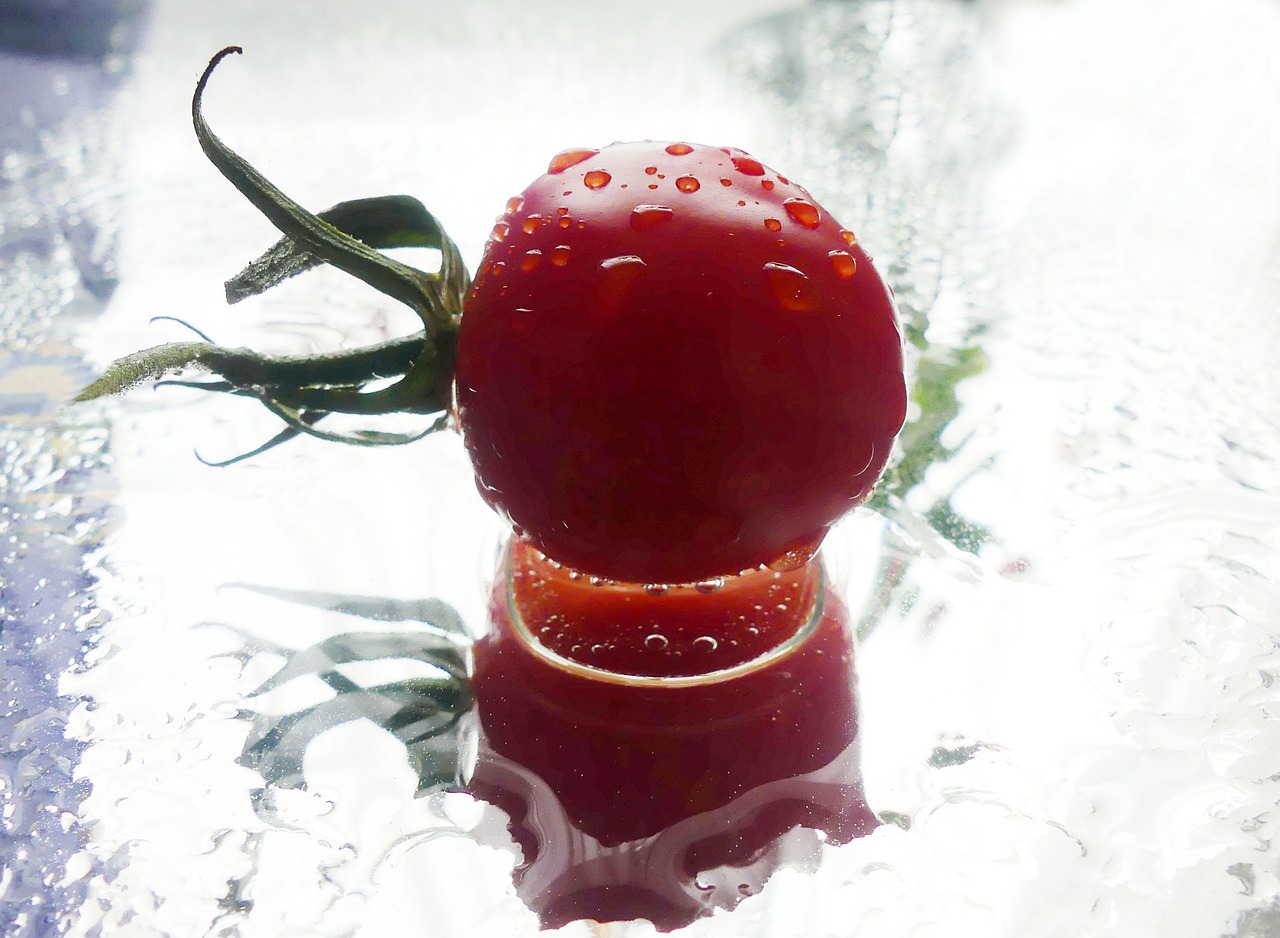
[695,577,725,593]
[596,255,647,306]
[547,147,598,174]
[764,218,782,232]
[522,214,541,234]
[644,633,669,650]
[644,165,658,175]
[584,169,612,189]
[732,155,765,176]
[763,262,819,312]
[762,179,775,191]
[488,260,506,277]
[557,207,570,215]
[648,184,659,190]
[692,635,719,652]
[589,575,606,587]
[506,196,524,213]
[766,537,822,572]
[665,142,694,156]
[829,250,857,279]
[737,200,747,207]
[720,178,733,187]
[676,176,700,193]
[784,197,821,229]
[644,583,670,596]
[490,221,510,241]
[551,245,571,266]
[839,228,857,245]
[630,204,674,231]
[521,250,542,272]
[777,175,790,185]
[558,216,572,228]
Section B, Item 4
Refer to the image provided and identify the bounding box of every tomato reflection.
[469,539,878,930]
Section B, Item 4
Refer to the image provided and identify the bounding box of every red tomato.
[455,141,906,583]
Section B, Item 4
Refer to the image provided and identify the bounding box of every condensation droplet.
[764,218,782,232]
[644,633,669,650]
[644,584,670,596]
[551,245,571,266]
[762,179,775,191]
[693,635,719,652]
[596,255,647,305]
[522,214,541,234]
[488,261,507,277]
[558,215,573,228]
[506,196,525,213]
[676,176,700,193]
[490,221,510,241]
[589,576,606,587]
[766,537,822,572]
[695,577,725,594]
[521,250,543,272]
[584,169,612,189]
[732,155,765,176]
[548,148,598,174]
[720,178,733,187]
[784,197,821,229]
[644,165,658,175]
[763,262,819,312]
[557,207,570,215]
[840,229,858,245]
[829,250,857,280]
[630,204,674,232]
[665,142,694,156]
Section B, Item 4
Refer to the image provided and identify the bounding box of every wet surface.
[3,0,1279,935]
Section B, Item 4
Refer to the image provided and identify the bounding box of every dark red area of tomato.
[455,141,907,583]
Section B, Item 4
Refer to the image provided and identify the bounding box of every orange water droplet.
[506,196,525,213]
[645,165,658,175]
[720,177,733,187]
[764,217,782,232]
[839,229,857,245]
[595,255,647,306]
[522,214,541,234]
[584,169,612,189]
[665,142,694,156]
[630,204,674,232]
[648,184,659,190]
[762,179,775,191]
[547,147,598,174]
[777,175,790,185]
[488,261,506,277]
[676,176,700,193]
[577,220,586,229]
[763,262,819,312]
[784,197,821,229]
[551,245,571,266]
[490,221,510,241]
[558,215,572,228]
[521,250,543,272]
[737,200,747,207]
[732,155,765,176]
[765,536,822,572]
[829,250,857,279]
[557,207,570,215]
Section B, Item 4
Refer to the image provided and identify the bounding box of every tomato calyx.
[76,47,469,461]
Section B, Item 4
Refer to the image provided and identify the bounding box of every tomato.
[455,141,907,584]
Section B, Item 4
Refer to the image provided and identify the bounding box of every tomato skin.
[455,141,906,582]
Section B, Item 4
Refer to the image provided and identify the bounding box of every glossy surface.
[4,1,1278,937]
[471,545,876,927]
[456,141,906,583]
